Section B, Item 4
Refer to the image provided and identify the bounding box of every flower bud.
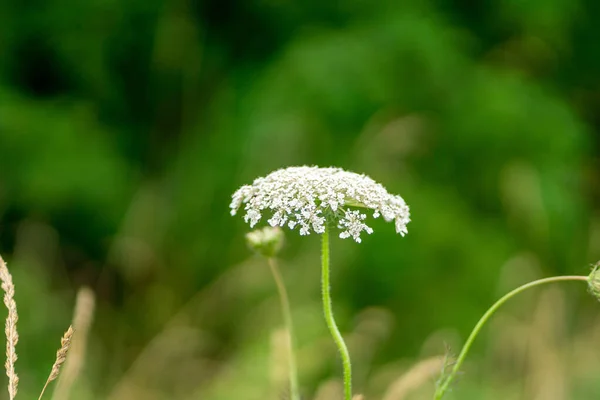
[588,262,600,301]
[246,226,284,258]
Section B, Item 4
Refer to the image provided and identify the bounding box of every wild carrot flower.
[230,166,410,242]
[231,166,411,400]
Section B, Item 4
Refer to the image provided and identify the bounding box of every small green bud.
[588,262,600,301]
[245,226,284,258]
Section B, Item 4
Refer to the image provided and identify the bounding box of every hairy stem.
[267,257,300,400]
[321,225,352,400]
[434,275,589,400]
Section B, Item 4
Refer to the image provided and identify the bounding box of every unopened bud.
[246,226,284,258]
[588,262,600,301]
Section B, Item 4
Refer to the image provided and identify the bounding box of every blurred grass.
[0,0,599,398]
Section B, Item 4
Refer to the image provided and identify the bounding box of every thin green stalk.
[434,275,589,400]
[321,225,352,400]
[267,257,300,400]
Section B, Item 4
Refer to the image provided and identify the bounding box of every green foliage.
[0,0,599,398]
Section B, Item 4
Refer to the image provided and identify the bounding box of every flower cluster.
[230,166,410,243]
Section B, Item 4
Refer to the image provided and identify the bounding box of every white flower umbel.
[230,166,410,243]
[231,166,411,400]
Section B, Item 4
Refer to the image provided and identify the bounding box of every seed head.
[230,166,410,242]
[246,226,285,258]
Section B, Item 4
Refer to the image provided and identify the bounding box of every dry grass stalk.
[269,328,290,397]
[352,395,365,400]
[52,287,95,400]
[38,326,74,400]
[524,288,566,400]
[313,379,343,400]
[0,255,19,400]
[382,356,445,400]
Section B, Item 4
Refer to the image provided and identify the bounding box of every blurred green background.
[1,0,600,398]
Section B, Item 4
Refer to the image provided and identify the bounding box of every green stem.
[321,225,352,400]
[267,257,300,400]
[434,275,589,400]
